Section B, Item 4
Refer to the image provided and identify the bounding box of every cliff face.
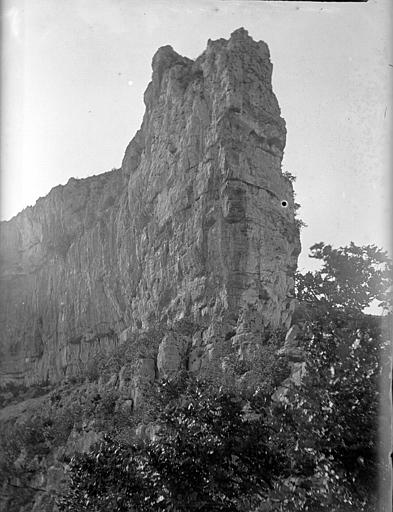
[0,28,300,385]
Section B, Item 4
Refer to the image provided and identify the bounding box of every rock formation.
[0,28,300,385]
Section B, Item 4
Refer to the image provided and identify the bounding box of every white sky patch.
[0,0,390,265]
[75,0,129,35]
[6,6,21,40]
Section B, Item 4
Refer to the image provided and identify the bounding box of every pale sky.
[1,0,391,272]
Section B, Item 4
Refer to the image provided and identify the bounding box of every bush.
[263,318,385,511]
[57,314,386,511]
[51,243,393,510]
[83,325,166,385]
[58,378,280,512]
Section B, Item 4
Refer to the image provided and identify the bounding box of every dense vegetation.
[55,324,388,511]
[56,243,391,512]
[0,243,390,511]
[296,242,392,317]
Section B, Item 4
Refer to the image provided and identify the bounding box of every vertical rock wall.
[0,28,300,385]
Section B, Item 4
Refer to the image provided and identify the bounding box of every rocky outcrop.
[0,28,300,385]
[157,332,189,379]
[272,325,306,402]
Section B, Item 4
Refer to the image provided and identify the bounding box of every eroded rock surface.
[0,28,300,385]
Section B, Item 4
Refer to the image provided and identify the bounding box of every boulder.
[157,333,189,379]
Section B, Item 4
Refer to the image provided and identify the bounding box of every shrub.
[57,314,386,511]
[263,318,385,511]
[57,378,280,512]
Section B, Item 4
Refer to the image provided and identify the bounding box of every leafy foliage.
[282,170,296,184]
[83,320,199,384]
[58,379,281,512]
[58,312,386,512]
[264,317,386,511]
[0,381,52,408]
[0,403,76,510]
[296,242,392,317]
[26,243,393,510]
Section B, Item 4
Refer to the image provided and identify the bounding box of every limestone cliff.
[0,28,300,385]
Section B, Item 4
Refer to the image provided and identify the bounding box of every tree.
[264,318,387,511]
[284,240,391,510]
[295,242,392,318]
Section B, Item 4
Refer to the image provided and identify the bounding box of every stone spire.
[0,30,300,384]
